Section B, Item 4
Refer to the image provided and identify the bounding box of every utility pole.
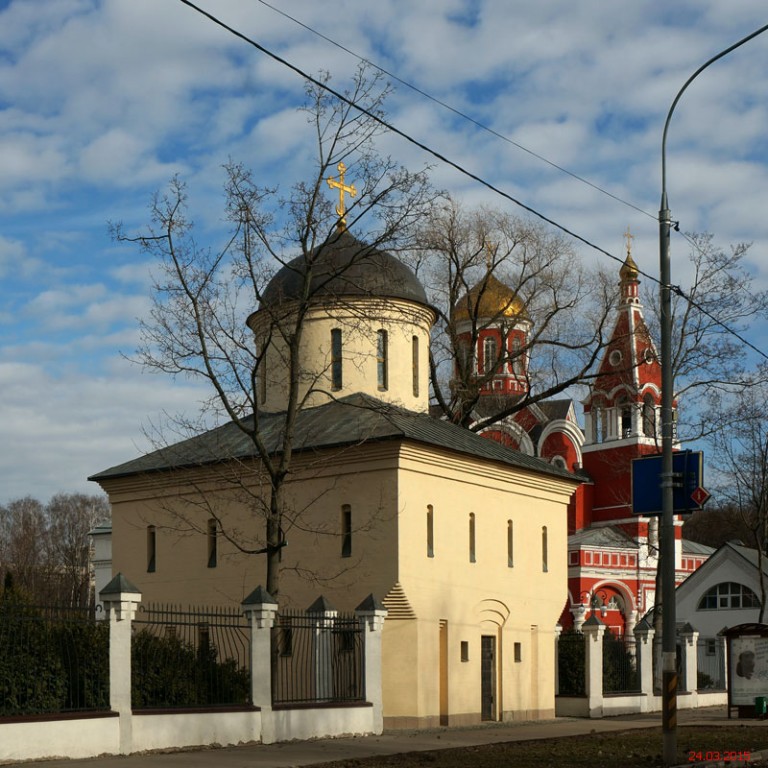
[658,22,768,766]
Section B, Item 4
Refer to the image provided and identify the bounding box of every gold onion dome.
[452,274,528,323]
[620,253,639,282]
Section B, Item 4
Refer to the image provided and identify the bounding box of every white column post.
[679,623,699,707]
[356,594,388,734]
[633,617,655,703]
[308,596,337,702]
[718,633,728,689]
[241,586,278,744]
[100,573,142,755]
[582,615,606,718]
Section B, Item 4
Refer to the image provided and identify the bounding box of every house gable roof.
[675,541,766,601]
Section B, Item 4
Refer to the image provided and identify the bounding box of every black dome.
[260,230,428,308]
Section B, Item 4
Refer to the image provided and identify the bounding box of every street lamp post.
[658,23,768,766]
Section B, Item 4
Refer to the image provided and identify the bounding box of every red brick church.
[451,236,710,636]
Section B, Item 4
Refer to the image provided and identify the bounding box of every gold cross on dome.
[624,225,634,257]
[327,162,357,231]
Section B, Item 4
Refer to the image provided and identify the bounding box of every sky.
[2,0,768,504]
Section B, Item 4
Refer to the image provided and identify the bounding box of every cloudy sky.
[2,0,767,504]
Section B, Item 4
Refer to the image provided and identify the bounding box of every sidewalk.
[11,707,763,768]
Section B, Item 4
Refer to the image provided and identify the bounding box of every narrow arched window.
[331,328,343,390]
[511,336,523,374]
[341,504,352,558]
[412,336,420,397]
[618,396,632,437]
[542,526,548,572]
[259,357,267,404]
[469,513,476,563]
[207,519,217,568]
[507,520,514,567]
[643,394,656,437]
[457,338,473,375]
[377,330,388,391]
[427,505,434,558]
[483,336,497,374]
[147,525,156,573]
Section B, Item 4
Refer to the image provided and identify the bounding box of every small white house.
[676,542,766,639]
[675,541,766,688]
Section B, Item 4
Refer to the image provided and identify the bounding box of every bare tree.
[643,233,768,443]
[409,199,615,430]
[0,493,109,606]
[683,504,754,550]
[0,496,48,601]
[706,372,768,622]
[47,493,110,608]
[112,66,434,599]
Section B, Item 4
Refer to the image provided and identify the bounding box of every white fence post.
[679,622,699,706]
[356,594,388,734]
[241,586,278,744]
[582,615,605,718]
[99,573,141,755]
[633,617,656,697]
[308,596,337,702]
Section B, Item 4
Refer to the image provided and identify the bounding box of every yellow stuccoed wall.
[101,439,575,727]
[248,298,435,414]
[106,447,401,609]
[381,444,570,726]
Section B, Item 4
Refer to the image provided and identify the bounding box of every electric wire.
[252,0,657,222]
[179,0,644,275]
[178,0,768,363]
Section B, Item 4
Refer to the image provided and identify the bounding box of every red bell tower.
[581,237,669,533]
[561,233,697,638]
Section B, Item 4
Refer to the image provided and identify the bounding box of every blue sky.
[2,0,768,503]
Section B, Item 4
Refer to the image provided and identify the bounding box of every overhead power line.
[252,0,656,222]
[177,0,768,363]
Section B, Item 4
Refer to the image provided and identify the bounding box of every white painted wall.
[0,715,119,762]
[131,710,262,752]
[0,705,378,762]
[269,704,375,742]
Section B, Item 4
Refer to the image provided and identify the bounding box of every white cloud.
[0,358,207,504]
[0,234,40,278]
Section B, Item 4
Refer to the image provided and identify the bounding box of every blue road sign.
[631,450,707,516]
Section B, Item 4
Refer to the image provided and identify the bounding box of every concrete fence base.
[0,704,381,762]
[0,579,388,763]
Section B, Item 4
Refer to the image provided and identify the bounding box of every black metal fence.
[603,632,639,693]
[0,600,109,716]
[131,603,251,709]
[697,638,726,690]
[556,629,585,695]
[272,610,364,706]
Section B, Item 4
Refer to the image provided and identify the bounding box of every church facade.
[453,239,711,638]
[91,228,580,727]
